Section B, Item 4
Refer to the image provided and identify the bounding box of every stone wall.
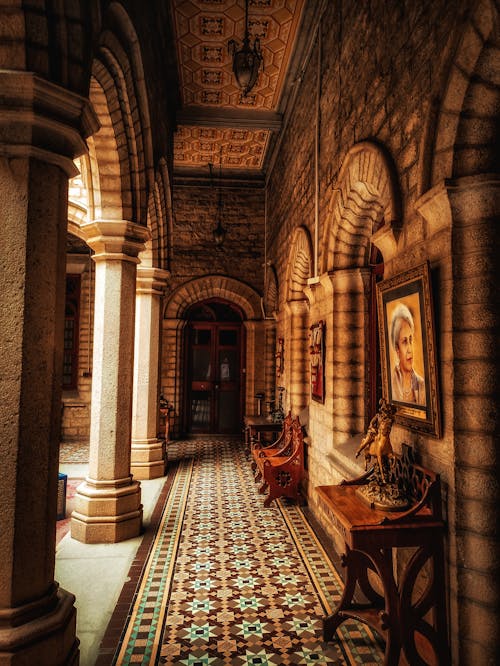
[170,183,265,292]
[61,260,94,443]
[265,0,499,662]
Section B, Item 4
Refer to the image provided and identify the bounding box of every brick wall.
[265,1,499,662]
[61,260,94,442]
[170,183,265,293]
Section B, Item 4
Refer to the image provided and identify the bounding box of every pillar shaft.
[286,299,310,413]
[331,268,371,441]
[131,266,170,479]
[71,220,150,543]
[0,71,97,665]
[264,319,277,409]
[160,318,185,438]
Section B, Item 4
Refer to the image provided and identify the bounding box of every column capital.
[371,223,399,263]
[136,266,171,295]
[330,267,371,293]
[0,71,99,176]
[416,174,500,234]
[304,271,336,305]
[446,174,499,213]
[243,319,259,332]
[80,220,151,262]
[285,298,309,316]
[263,317,277,331]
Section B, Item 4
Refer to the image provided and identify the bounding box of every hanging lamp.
[228,0,263,96]
[210,147,226,247]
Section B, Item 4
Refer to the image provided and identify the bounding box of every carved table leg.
[323,546,376,641]
[398,542,450,665]
[367,547,401,666]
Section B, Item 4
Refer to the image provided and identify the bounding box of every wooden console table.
[244,415,282,455]
[316,447,449,665]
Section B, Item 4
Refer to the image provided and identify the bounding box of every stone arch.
[263,265,279,317]
[321,141,401,272]
[286,226,313,302]
[321,142,400,443]
[426,3,500,661]
[15,2,100,95]
[145,158,172,271]
[284,226,312,414]
[162,276,262,436]
[68,148,100,227]
[91,2,154,225]
[164,276,262,321]
[430,0,499,184]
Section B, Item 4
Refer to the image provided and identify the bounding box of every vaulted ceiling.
[170,0,312,182]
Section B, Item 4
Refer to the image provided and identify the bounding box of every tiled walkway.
[95,437,383,665]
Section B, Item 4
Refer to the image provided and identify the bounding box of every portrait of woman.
[389,302,426,405]
[377,262,440,436]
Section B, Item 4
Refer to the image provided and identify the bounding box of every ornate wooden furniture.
[244,414,282,455]
[253,417,304,507]
[316,446,449,665]
[251,411,293,474]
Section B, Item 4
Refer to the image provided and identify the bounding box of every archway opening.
[184,299,245,435]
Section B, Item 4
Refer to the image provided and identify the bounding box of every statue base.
[356,481,411,512]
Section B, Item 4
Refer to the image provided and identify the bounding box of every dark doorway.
[184,299,244,434]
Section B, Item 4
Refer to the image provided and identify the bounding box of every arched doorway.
[184,299,245,434]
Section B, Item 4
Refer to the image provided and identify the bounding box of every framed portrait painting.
[376,262,441,437]
[310,321,325,403]
[276,338,284,377]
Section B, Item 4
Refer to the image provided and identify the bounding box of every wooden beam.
[176,106,282,131]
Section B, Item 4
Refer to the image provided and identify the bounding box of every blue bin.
[57,473,67,521]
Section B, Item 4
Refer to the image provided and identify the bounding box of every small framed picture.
[276,338,284,377]
[376,262,441,437]
[310,321,325,403]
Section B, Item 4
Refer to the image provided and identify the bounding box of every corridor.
[57,438,384,665]
[2,2,498,663]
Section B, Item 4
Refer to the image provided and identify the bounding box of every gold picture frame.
[376,262,441,437]
[310,321,325,403]
[276,337,284,377]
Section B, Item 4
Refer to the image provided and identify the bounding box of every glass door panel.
[216,327,240,433]
[217,390,240,432]
[189,327,213,431]
[186,320,242,433]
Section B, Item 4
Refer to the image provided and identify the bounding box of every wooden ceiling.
[171,0,308,181]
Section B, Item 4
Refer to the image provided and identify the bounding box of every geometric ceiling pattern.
[171,0,306,174]
[174,126,271,169]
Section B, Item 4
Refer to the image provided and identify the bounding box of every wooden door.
[187,322,243,433]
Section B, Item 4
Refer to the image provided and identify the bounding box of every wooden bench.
[252,416,304,507]
[251,411,293,476]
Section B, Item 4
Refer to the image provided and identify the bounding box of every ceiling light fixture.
[209,147,226,247]
[228,0,263,96]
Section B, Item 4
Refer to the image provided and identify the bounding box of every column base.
[71,477,142,543]
[0,585,79,666]
[131,438,166,479]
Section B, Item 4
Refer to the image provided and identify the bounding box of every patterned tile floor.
[108,437,384,665]
[60,440,90,464]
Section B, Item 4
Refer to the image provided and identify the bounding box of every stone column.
[71,220,150,543]
[331,268,371,442]
[0,71,97,665]
[131,266,170,479]
[160,318,186,438]
[243,319,268,415]
[243,321,258,415]
[286,299,310,414]
[418,175,500,664]
[264,319,277,408]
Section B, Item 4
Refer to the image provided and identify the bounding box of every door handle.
[215,384,219,389]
